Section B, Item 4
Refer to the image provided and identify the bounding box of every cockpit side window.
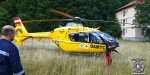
[89,34,98,43]
[69,34,75,41]
[78,33,89,42]
[69,33,79,41]
[75,34,79,41]
[69,33,89,42]
[89,33,104,44]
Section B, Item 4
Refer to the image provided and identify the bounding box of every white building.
[115,0,148,41]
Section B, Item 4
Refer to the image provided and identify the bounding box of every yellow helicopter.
[13,10,119,55]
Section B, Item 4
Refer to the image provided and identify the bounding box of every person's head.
[108,38,113,43]
[1,25,15,41]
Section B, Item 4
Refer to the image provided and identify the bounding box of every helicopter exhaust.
[95,26,101,30]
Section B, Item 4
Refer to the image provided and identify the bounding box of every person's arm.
[8,45,25,75]
[108,45,116,49]
[107,42,116,49]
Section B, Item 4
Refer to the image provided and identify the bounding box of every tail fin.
[13,17,28,46]
[13,17,28,35]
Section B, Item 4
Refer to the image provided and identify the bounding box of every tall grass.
[15,39,150,75]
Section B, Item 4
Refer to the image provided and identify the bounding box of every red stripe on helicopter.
[13,18,22,25]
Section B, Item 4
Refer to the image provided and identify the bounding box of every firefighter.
[0,25,25,75]
[105,38,116,66]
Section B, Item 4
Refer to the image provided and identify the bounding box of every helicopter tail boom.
[13,17,54,46]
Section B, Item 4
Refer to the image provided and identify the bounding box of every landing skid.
[65,52,98,59]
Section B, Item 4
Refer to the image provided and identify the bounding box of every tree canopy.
[0,0,132,38]
[135,0,150,39]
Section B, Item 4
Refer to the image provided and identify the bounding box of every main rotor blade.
[50,10,77,20]
[82,19,135,25]
[109,21,134,24]
[81,19,115,22]
[22,19,73,23]
[81,19,135,25]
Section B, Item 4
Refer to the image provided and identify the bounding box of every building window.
[141,29,145,35]
[126,10,128,13]
[132,19,135,25]
[123,11,126,17]
[134,9,137,14]
[123,20,125,26]
[122,29,125,36]
[121,20,122,23]
[126,29,127,33]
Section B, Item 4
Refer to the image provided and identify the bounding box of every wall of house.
[122,28,135,37]
[135,28,144,37]
[116,6,136,37]
[122,37,148,41]
[116,6,148,41]
[116,7,136,24]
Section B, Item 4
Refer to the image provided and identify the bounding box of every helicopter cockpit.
[69,32,105,44]
[69,31,119,47]
[66,22,83,27]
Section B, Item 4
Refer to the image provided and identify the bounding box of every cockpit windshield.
[66,22,83,27]
[97,31,117,42]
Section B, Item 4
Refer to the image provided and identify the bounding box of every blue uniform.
[0,39,25,75]
[106,42,113,52]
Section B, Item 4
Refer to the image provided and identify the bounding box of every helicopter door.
[68,32,105,53]
[77,33,90,52]
[69,33,78,41]
[75,34,79,41]
[89,33,106,53]
[68,33,90,52]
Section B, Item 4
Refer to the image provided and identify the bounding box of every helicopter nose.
[112,39,119,47]
[115,38,120,47]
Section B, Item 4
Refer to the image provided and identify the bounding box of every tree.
[0,0,124,38]
[0,7,11,29]
[134,0,150,40]
[120,0,132,6]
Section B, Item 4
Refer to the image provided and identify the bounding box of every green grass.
[14,39,150,75]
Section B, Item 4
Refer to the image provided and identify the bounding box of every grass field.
[15,39,150,75]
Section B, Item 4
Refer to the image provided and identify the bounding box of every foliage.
[0,0,131,38]
[0,7,11,29]
[120,0,132,6]
[134,0,150,40]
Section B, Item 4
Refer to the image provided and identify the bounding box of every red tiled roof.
[115,0,145,12]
